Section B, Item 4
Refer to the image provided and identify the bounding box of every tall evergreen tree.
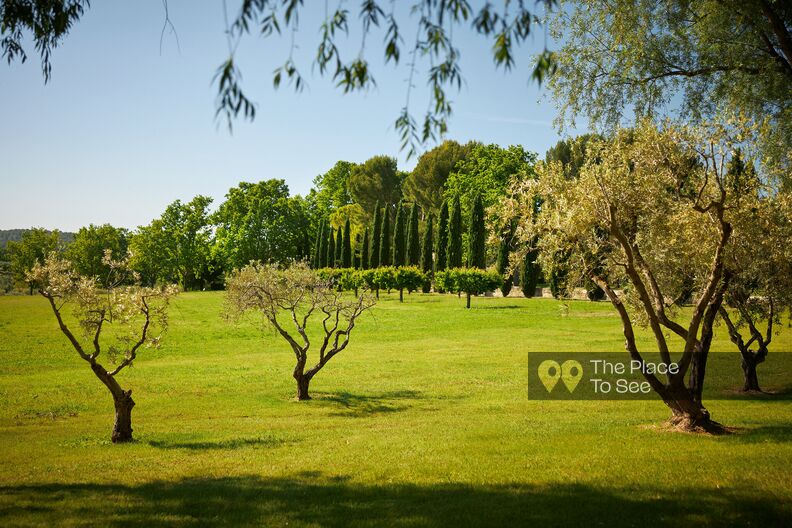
[326,229,335,268]
[342,218,352,267]
[496,222,514,296]
[467,193,486,268]
[520,246,540,297]
[406,203,420,266]
[436,200,449,271]
[379,205,391,266]
[315,219,326,268]
[370,202,382,268]
[392,201,406,267]
[447,195,463,268]
[421,214,434,293]
[334,226,343,267]
[361,227,370,270]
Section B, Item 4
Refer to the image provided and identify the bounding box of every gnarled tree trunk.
[295,374,312,400]
[741,350,765,392]
[91,363,135,443]
[112,390,135,443]
[661,382,715,432]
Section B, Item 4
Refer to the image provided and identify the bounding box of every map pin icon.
[538,360,562,393]
[561,360,583,393]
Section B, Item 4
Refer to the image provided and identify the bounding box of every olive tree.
[507,120,762,432]
[720,185,792,391]
[27,252,177,443]
[225,262,375,401]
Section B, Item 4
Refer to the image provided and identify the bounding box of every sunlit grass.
[1,292,791,526]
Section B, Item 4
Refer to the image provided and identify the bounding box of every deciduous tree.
[510,120,761,432]
[225,262,375,401]
[28,252,177,442]
[8,227,61,294]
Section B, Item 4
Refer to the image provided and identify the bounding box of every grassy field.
[1,291,791,527]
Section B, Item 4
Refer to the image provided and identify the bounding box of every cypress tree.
[315,219,326,268]
[342,218,352,268]
[467,193,486,268]
[421,214,434,293]
[496,224,514,296]
[447,195,463,268]
[361,227,370,270]
[406,203,420,266]
[326,229,335,268]
[370,202,382,268]
[393,201,406,267]
[379,205,391,266]
[334,226,343,267]
[520,245,541,297]
[436,200,449,271]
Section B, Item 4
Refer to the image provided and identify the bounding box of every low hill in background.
[0,229,75,248]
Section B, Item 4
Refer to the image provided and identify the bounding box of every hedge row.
[315,266,502,307]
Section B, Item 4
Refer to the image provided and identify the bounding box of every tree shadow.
[730,424,792,444]
[313,390,424,417]
[0,474,788,527]
[144,435,286,450]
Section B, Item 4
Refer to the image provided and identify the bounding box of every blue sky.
[0,1,577,232]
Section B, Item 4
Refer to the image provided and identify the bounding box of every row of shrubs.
[315,266,503,308]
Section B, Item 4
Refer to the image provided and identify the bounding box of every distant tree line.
[4,139,581,299]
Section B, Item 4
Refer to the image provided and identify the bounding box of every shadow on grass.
[712,385,792,402]
[0,474,789,527]
[145,435,286,450]
[731,424,792,444]
[313,390,424,417]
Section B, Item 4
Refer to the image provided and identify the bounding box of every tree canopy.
[549,0,792,176]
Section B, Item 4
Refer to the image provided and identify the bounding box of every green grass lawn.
[1,291,791,527]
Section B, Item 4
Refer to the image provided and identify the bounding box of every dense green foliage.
[131,196,214,289]
[394,266,426,302]
[7,227,61,293]
[520,247,541,298]
[65,224,128,279]
[342,219,352,268]
[306,161,354,227]
[496,224,514,297]
[447,195,463,269]
[550,0,791,178]
[466,194,486,269]
[444,144,536,220]
[435,201,449,272]
[435,268,503,308]
[392,202,406,267]
[369,203,382,269]
[421,215,434,293]
[360,227,370,270]
[213,180,309,271]
[379,206,391,267]
[403,140,475,213]
[348,156,402,214]
[406,203,420,267]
